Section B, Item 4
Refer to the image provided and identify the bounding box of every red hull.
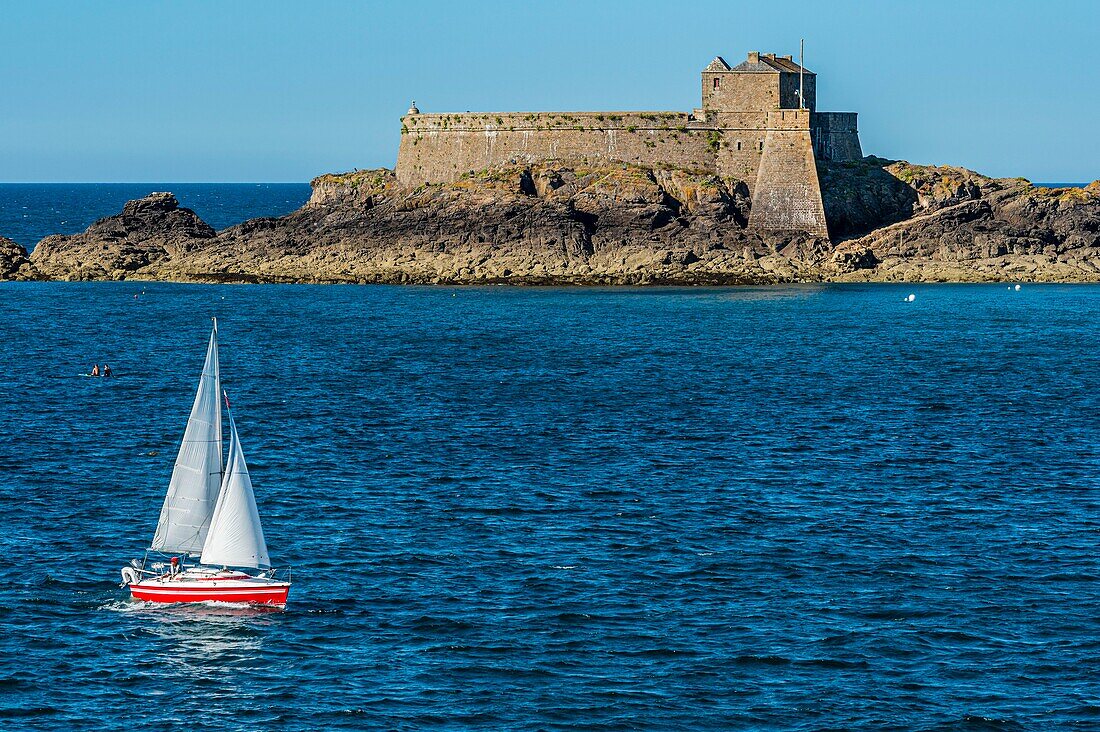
[130,584,290,605]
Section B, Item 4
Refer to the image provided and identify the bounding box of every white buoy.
[1015,284,1021,291]
[906,293,916,302]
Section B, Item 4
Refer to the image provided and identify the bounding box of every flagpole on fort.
[799,38,805,110]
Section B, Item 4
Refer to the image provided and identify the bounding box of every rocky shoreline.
[4,158,1100,284]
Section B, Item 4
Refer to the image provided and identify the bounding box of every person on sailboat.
[91,364,100,377]
[170,556,179,576]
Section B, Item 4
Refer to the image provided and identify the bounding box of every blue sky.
[1,0,1096,182]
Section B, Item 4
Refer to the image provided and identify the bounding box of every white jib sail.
[150,322,223,555]
[200,404,270,569]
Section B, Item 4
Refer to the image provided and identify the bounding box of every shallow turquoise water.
[0,281,1098,730]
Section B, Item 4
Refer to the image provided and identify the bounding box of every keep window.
[713,78,720,90]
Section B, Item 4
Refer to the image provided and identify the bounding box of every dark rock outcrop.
[13,163,1100,284]
[838,178,1100,282]
[0,236,34,280]
[31,192,215,280]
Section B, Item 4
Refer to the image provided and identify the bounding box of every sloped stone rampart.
[749,127,828,236]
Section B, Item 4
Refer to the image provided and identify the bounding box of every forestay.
[150,323,223,555]
[200,406,270,569]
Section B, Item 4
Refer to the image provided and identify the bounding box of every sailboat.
[120,319,291,606]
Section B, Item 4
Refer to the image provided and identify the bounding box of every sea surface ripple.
[0,282,1098,730]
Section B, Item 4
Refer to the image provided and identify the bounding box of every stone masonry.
[396,51,862,237]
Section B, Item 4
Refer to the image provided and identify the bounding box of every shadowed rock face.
[0,236,33,280]
[834,179,1100,282]
[819,158,920,237]
[13,163,1100,284]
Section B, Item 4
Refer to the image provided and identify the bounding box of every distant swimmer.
[91,364,100,377]
[103,364,113,378]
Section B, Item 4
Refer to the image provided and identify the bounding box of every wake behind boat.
[120,319,290,606]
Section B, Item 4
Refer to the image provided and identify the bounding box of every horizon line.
[1,179,1095,186]
[0,181,312,185]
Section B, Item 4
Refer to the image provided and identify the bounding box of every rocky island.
[7,159,1098,285]
[4,50,1099,285]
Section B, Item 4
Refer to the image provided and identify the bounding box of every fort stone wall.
[778,72,816,112]
[397,112,717,185]
[811,112,862,162]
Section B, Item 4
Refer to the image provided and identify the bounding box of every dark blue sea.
[0,278,1095,726]
[0,183,311,249]
[1,186,1099,730]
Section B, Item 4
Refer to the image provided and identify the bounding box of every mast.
[799,38,805,110]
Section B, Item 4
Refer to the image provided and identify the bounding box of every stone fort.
[396,51,863,237]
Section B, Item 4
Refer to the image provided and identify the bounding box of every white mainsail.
[200,403,270,569]
[150,321,223,555]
